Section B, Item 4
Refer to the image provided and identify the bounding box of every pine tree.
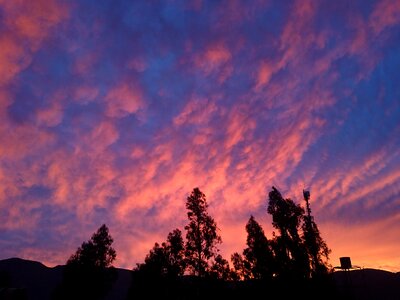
[184,187,221,277]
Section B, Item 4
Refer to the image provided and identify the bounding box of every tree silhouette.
[67,224,116,268]
[165,228,186,277]
[185,187,221,277]
[302,197,331,277]
[242,215,275,280]
[130,229,187,299]
[268,187,310,279]
[54,224,117,300]
[231,252,252,280]
[210,254,232,280]
[135,228,186,278]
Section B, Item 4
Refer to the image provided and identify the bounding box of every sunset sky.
[0,0,399,272]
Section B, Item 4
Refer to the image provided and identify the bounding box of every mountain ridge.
[0,257,132,300]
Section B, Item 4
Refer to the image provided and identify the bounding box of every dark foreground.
[1,258,399,300]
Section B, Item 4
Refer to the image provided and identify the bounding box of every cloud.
[0,0,68,85]
[73,85,99,104]
[173,96,219,126]
[370,0,400,35]
[0,0,399,273]
[104,83,144,118]
[255,62,274,90]
[194,43,233,82]
[36,103,64,127]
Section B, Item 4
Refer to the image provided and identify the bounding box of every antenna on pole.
[303,189,311,218]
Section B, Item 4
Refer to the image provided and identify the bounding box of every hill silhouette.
[333,268,400,300]
[0,258,131,300]
[1,257,400,300]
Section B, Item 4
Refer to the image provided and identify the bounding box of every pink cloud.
[254,62,274,90]
[0,34,30,86]
[173,96,219,126]
[279,0,318,67]
[104,83,144,118]
[308,145,400,211]
[73,85,99,103]
[1,0,399,274]
[205,45,231,65]
[86,121,119,151]
[224,106,256,148]
[2,0,68,43]
[194,43,233,81]
[0,124,56,159]
[72,52,101,76]
[370,0,400,35]
[36,103,64,127]
[0,0,68,85]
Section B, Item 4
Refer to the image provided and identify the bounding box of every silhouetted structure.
[267,187,331,280]
[301,190,331,277]
[340,257,352,270]
[268,186,310,279]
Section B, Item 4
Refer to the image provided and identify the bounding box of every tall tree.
[267,187,309,279]
[185,187,221,277]
[242,216,275,280]
[67,224,116,268]
[302,191,331,276]
[54,224,117,300]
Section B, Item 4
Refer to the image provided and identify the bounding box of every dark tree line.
[130,186,332,299]
[54,186,332,299]
[136,186,330,281]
